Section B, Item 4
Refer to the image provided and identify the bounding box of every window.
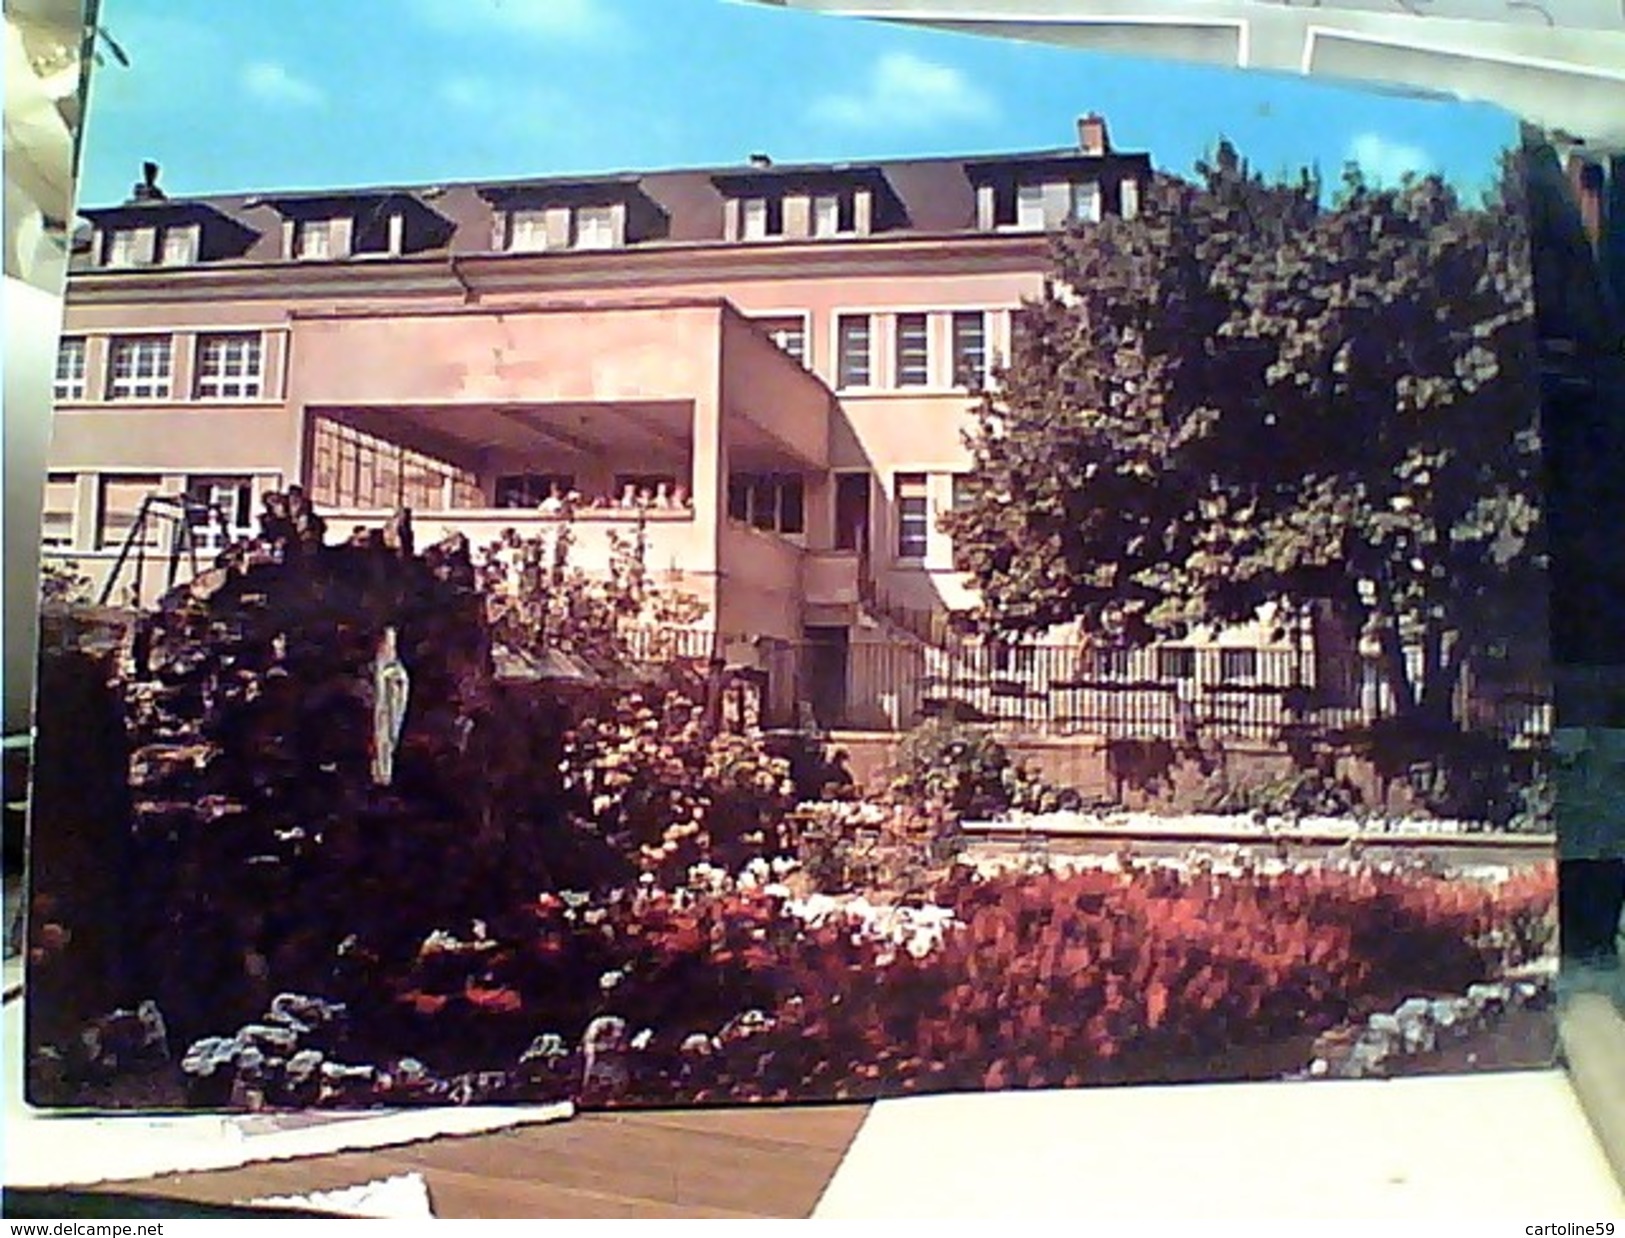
[97,474,163,550]
[1120,178,1140,221]
[310,418,480,511]
[835,473,870,552]
[104,228,144,267]
[1016,184,1047,231]
[54,337,86,401]
[508,208,550,253]
[193,333,264,400]
[729,472,804,535]
[1158,648,1196,680]
[184,476,254,553]
[952,312,988,389]
[812,192,856,237]
[951,474,977,569]
[741,197,783,240]
[895,313,930,387]
[836,314,873,388]
[106,336,172,400]
[1220,648,1259,682]
[573,206,617,250]
[294,218,334,260]
[494,473,576,508]
[41,473,76,548]
[159,226,197,266]
[752,315,807,367]
[1073,180,1103,224]
[896,473,929,559]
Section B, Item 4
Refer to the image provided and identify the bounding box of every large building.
[43,116,1490,740]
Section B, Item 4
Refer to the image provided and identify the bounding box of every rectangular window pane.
[183,476,254,552]
[778,475,805,535]
[741,198,769,240]
[295,219,333,259]
[1073,180,1102,224]
[952,312,987,389]
[750,476,777,530]
[753,315,806,367]
[837,314,872,388]
[97,474,163,549]
[160,227,197,265]
[573,206,616,250]
[194,332,264,400]
[813,194,842,237]
[1120,178,1140,221]
[508,209,549,252]
[41,472,77,548]
[895,313,930,387]
[1016,184,1047,230]
[105,229,143,267]
[896,472,928,559]
[106,336,173,400]
[309,418,473,511]
[728,476,751,522]
[53,337,86,401]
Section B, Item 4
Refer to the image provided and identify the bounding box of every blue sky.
[77,0,1518,208]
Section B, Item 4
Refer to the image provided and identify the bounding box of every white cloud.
[1345,132,1433,186]
[409,0,621,42]
[241,60,325,109]
[810,51,996,132]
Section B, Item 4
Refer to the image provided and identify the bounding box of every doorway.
[802,625,850,729]
[834,472,871,553]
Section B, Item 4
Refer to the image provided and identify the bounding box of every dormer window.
[812,191,857,238]
[481,179,663,254]
[573,205,617,251]
[507,208,550,253]
[159,225,198,265]
[714,167,904,242]
[104,228,146,267]
[1121,178,1140,221]
[294,218,335,260]
[740,197,782,241]
[1073,180,1102,224]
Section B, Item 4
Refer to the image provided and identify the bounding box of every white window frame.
[40,472,77,549]
[105,335,173,401]
[812,193,849,238]
[952,310,990,390]
[1120,177,1140,221]
[159,226,198,266]
[741,197,771,241]
[294,218,335,260]
[104,229,144,268]
[193,332,264,400]
[183,476,255,553]
[1073,180,1103,224]
[894,312,931,388]
[835,313,875,390]
[572,205,617,251]
[1015,183,1047,231]
[507,208,550,253]
[895,472,930,561]
[54,336,87,401]
[748,311,811,369]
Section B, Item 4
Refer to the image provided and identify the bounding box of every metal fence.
[614,628,1549,743]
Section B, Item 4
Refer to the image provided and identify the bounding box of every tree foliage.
[943,143,1544,726]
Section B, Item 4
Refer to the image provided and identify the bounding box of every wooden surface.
[88,1104,872,1219]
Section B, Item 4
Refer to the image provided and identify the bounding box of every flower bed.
[159,857,1553,1108]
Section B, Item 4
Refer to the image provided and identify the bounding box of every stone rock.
[582,1015,630,1094]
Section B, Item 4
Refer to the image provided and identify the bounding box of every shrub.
[890,718,1081,820]
[561,692,794,883]
[1196,767,1365,820]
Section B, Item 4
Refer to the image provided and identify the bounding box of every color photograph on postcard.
[25,0,1554,1111]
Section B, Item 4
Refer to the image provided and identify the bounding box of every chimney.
[748,153,773,168]
[1077,114,1110,158]
[129,160,166,203]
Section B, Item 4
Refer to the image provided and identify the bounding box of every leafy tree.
[943,142,1544,729]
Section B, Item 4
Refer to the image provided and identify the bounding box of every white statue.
[370,626,411,786]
